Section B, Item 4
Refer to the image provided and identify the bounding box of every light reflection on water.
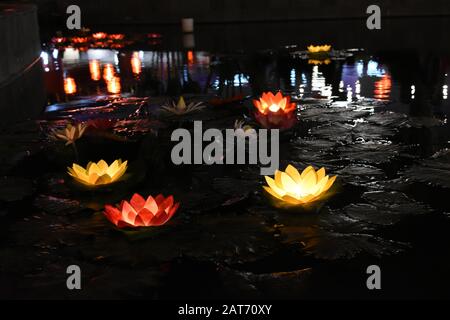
[41,47,450,115]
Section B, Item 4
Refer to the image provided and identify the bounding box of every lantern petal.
[280,171,298,194]
[302,169,317,191]
[285,164,302,184]
[144,196,159,215]
[104,205,122,225]
[313,175,329,195]
[316,168,326,181]
[149,210,171,226]
[265,176,286,197]
[274,170,284,189]
[168,202,180,218]
[263,186,283,200]
[133,215,145,227]
[97,160,109,172]
[301,166,315,178]
[280,194,303,204]
[137,208,154,225]
[154,194,165,206]
[122,201,137,223]
[106,159,120,176]
[161,195,174,213]
[130,193,146,211]
[323,175,337,192]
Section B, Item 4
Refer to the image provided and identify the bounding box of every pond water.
[2,23,450,299]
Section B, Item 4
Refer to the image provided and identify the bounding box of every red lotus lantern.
[104,193,179,228]
[92,32,107,40]
[252,91,297,129]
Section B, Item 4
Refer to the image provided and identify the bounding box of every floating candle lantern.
[92,32,107,40]
[68,159,128,186]
[252,91,297,129]
[52,123,87,146]
[161,96,205,115]
[263,165,336,205]
[104,193,179,228]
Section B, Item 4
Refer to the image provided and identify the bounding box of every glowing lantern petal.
[103,193,180,228]
[67,159,128,186]
[130,193,146,212]
[144,196,158,215]
[252,91,297,129]
[263,165,336,206]
[285,164,302,184]
[264,177,286,198]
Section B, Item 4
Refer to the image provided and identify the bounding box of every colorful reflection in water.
[107,76,121,94]
[89,60,101,81]
[131,52,142,76]
[63,77,77,94]
[374,74,392,100]
[103,63,116,82]
[41,47,450,109]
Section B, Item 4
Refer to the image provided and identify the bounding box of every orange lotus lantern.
[107,76,121,94]
[92,32,107,40]
[89,60,101,81]
[252,91,297,129]
[64,77,77,94]
[104,193,179,228]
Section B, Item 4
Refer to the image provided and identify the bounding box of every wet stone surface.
[1,95,450,299]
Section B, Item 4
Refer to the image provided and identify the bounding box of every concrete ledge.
[0,4,41,84]
[0,4,44,123]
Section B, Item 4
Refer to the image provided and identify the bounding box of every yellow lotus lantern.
[307,45,332,54]
[52,123,87,146]
[68,159,128,186]
[263,165,336,205]
[161,96,205,115]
